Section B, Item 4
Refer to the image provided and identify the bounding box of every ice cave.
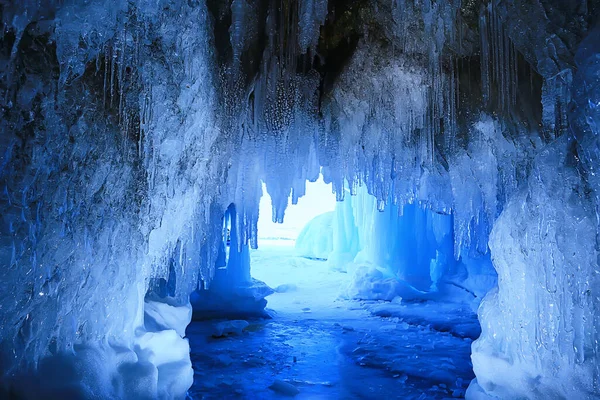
[1,0,599,399]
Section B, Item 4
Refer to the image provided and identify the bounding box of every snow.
[9,297,193,399]
[252,240,344,319]
[269,379,301,397]
[144,299,193,338]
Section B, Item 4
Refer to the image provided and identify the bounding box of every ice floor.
[187,242,478,399]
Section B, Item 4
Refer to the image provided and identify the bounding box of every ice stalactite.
[190,203,274,320]
[298,0,328,52]
[327,184,496,305]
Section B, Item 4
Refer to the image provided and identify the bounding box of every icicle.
[103,45,109,109]
[512,41,518,107]
[110,43,116,109]
[480,7,490,105]
[249,213,258,249]
[230,0,247,71]
[118,29,126,126]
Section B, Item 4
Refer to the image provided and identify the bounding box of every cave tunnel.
[185,176,494,399]
[1,0,600,399]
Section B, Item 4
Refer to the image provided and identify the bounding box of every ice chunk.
[191,274,274,320]
[274,283,298,293]
[269,380,300,397]
[294,211,334,260]
[342,265,435,302]
[211,320,249,338]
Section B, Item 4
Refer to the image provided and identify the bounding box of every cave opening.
[183,174,496,399]
[252,174,337,314]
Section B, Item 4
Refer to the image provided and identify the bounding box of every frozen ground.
[187,242,477,399]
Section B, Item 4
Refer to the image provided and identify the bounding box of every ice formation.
[325,185,496,304]
[191,204,273,319]
[294,211,334,260]
[1,0,599,398]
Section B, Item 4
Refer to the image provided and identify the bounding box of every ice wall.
[327,185,496,304]
[0,0,223,397]
[469,28,600,400]
[469,136,599,399]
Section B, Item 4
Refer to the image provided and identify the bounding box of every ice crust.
[1,0,599,399]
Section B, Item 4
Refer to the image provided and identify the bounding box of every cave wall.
[1,1,225,397]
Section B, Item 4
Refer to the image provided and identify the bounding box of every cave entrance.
[187,178,496,399]
[252,175,341,318]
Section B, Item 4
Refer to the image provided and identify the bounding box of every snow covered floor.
[187,242,477,399]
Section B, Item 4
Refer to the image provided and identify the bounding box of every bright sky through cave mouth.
[257,175,336,243]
